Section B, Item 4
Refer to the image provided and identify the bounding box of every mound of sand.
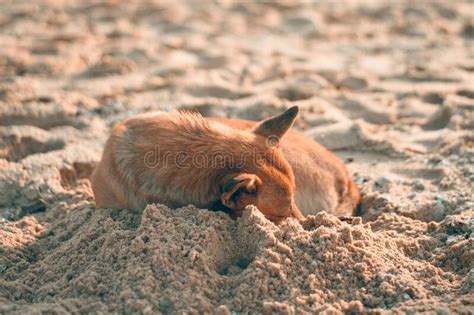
[2,203,472,314]
[1,0,473,313]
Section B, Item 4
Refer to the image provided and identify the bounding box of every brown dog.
[90,106,360,223]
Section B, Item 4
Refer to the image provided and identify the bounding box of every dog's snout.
[291,204,305,221]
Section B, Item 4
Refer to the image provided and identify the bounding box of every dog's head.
[219,106,304,223]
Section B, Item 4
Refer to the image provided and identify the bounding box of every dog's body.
[91,107,360,223]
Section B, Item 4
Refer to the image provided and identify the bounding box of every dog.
[90,106,360,223]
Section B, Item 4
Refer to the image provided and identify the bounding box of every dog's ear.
[253,106,299,140]
[220,173,260,210]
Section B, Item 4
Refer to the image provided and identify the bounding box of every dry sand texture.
[1,1,473,313]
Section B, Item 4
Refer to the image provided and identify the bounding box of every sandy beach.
[0,1,473,313]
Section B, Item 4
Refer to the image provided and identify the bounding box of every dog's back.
[92,112,247,211]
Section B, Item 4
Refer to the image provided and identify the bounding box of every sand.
[0,0,473,313]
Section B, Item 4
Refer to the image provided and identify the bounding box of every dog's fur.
[91,106,360,223]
